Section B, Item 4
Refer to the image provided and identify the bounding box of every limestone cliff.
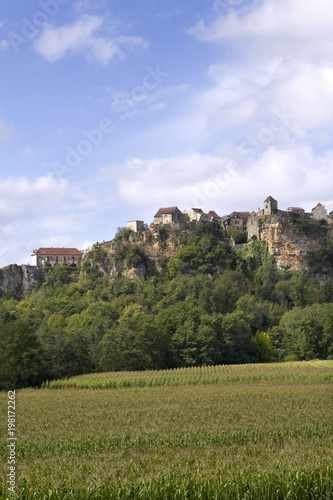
[0,264,39,297]
[258,213,333,269]
[106,228,185,279]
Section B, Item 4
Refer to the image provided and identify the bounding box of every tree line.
[1,223,333,389]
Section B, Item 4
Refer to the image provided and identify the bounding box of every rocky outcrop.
[259,214,333,269]
[107,228,186,279]
[0,264,39,297]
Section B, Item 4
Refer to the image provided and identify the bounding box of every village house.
[94,240,115,251]
[153,207,183,225]
[126,220,145,233]
[31,248,83,268]
[208,211,222,224]
[224,211,252,231]
[286,207,305,216]
[188,208,222,224]
[312,202,328,220]
[188,208,205,222]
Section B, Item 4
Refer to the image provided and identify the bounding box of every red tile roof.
[288,207,304,211]
[191,208,204,214]
[154,206,179,217]
[317,202,322,206]
[264,196,277,202]
[208,210,221,219]
[33,248,83,256]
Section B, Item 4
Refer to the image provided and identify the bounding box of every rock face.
[259,214,333,269]
[108,229,185,279]
[0,264,39,297]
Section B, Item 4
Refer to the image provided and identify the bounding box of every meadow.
[1,361,333,499]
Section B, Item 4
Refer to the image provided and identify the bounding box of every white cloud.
[0,173,104,266]
[103,146,333,220]
[81,240,94,252]
[189,0,333,61]
[33,15,149,64]
[0,40,8,51]
[184,0,333,152]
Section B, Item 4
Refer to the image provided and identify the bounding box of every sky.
[1,0,333,266]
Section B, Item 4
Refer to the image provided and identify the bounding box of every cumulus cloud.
[189,0,333,61]
[0,173,103,266]
[33,15,149,64]
[103,146,333,220]
[184,0,333,152]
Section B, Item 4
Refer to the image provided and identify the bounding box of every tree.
[250,331,274,362]
[0,320,45,389]
[100,304,169,371]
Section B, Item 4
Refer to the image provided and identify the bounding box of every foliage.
[306,242,333,275]
[87,246,108,262]
[0,225,333,386]
[0,320,45,389]
[288,213,329,236]
[250,330,274,362]
[228,228,247,244]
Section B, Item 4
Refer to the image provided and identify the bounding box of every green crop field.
[1,361,333,499]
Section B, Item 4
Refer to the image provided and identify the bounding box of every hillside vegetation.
[1,223,333,389]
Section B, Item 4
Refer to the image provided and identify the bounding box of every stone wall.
[247,216,259,240]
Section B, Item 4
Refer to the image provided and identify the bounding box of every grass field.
[1,361,333,499]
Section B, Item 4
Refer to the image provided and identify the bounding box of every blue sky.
[1,0,333,266]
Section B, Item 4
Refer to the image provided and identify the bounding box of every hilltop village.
[29,196,333,272]
[125,196,333,238]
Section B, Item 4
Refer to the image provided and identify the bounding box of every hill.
[1,222,333,389]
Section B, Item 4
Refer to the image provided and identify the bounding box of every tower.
[264,196,278,215]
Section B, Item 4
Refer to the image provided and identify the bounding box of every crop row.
[46,360,333,390]
[1,468,332,499]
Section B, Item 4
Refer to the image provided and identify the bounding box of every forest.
[1,222,333,390]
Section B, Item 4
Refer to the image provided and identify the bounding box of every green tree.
[250,331,274,362]
[0,320,45,389]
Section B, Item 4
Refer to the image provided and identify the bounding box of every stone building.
[154,207,183,225]
[312,203,328,220]
[188,208,222,224]
[247,214,259,240]
[224,211,252,231]
[286,207,305,216]
[264,196,278,215]
[188,208,206,222]
[31,248,83,268]
[127,220,145,233]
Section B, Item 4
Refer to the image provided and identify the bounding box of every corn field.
[47,360,333,389]
[1,360,332,499]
